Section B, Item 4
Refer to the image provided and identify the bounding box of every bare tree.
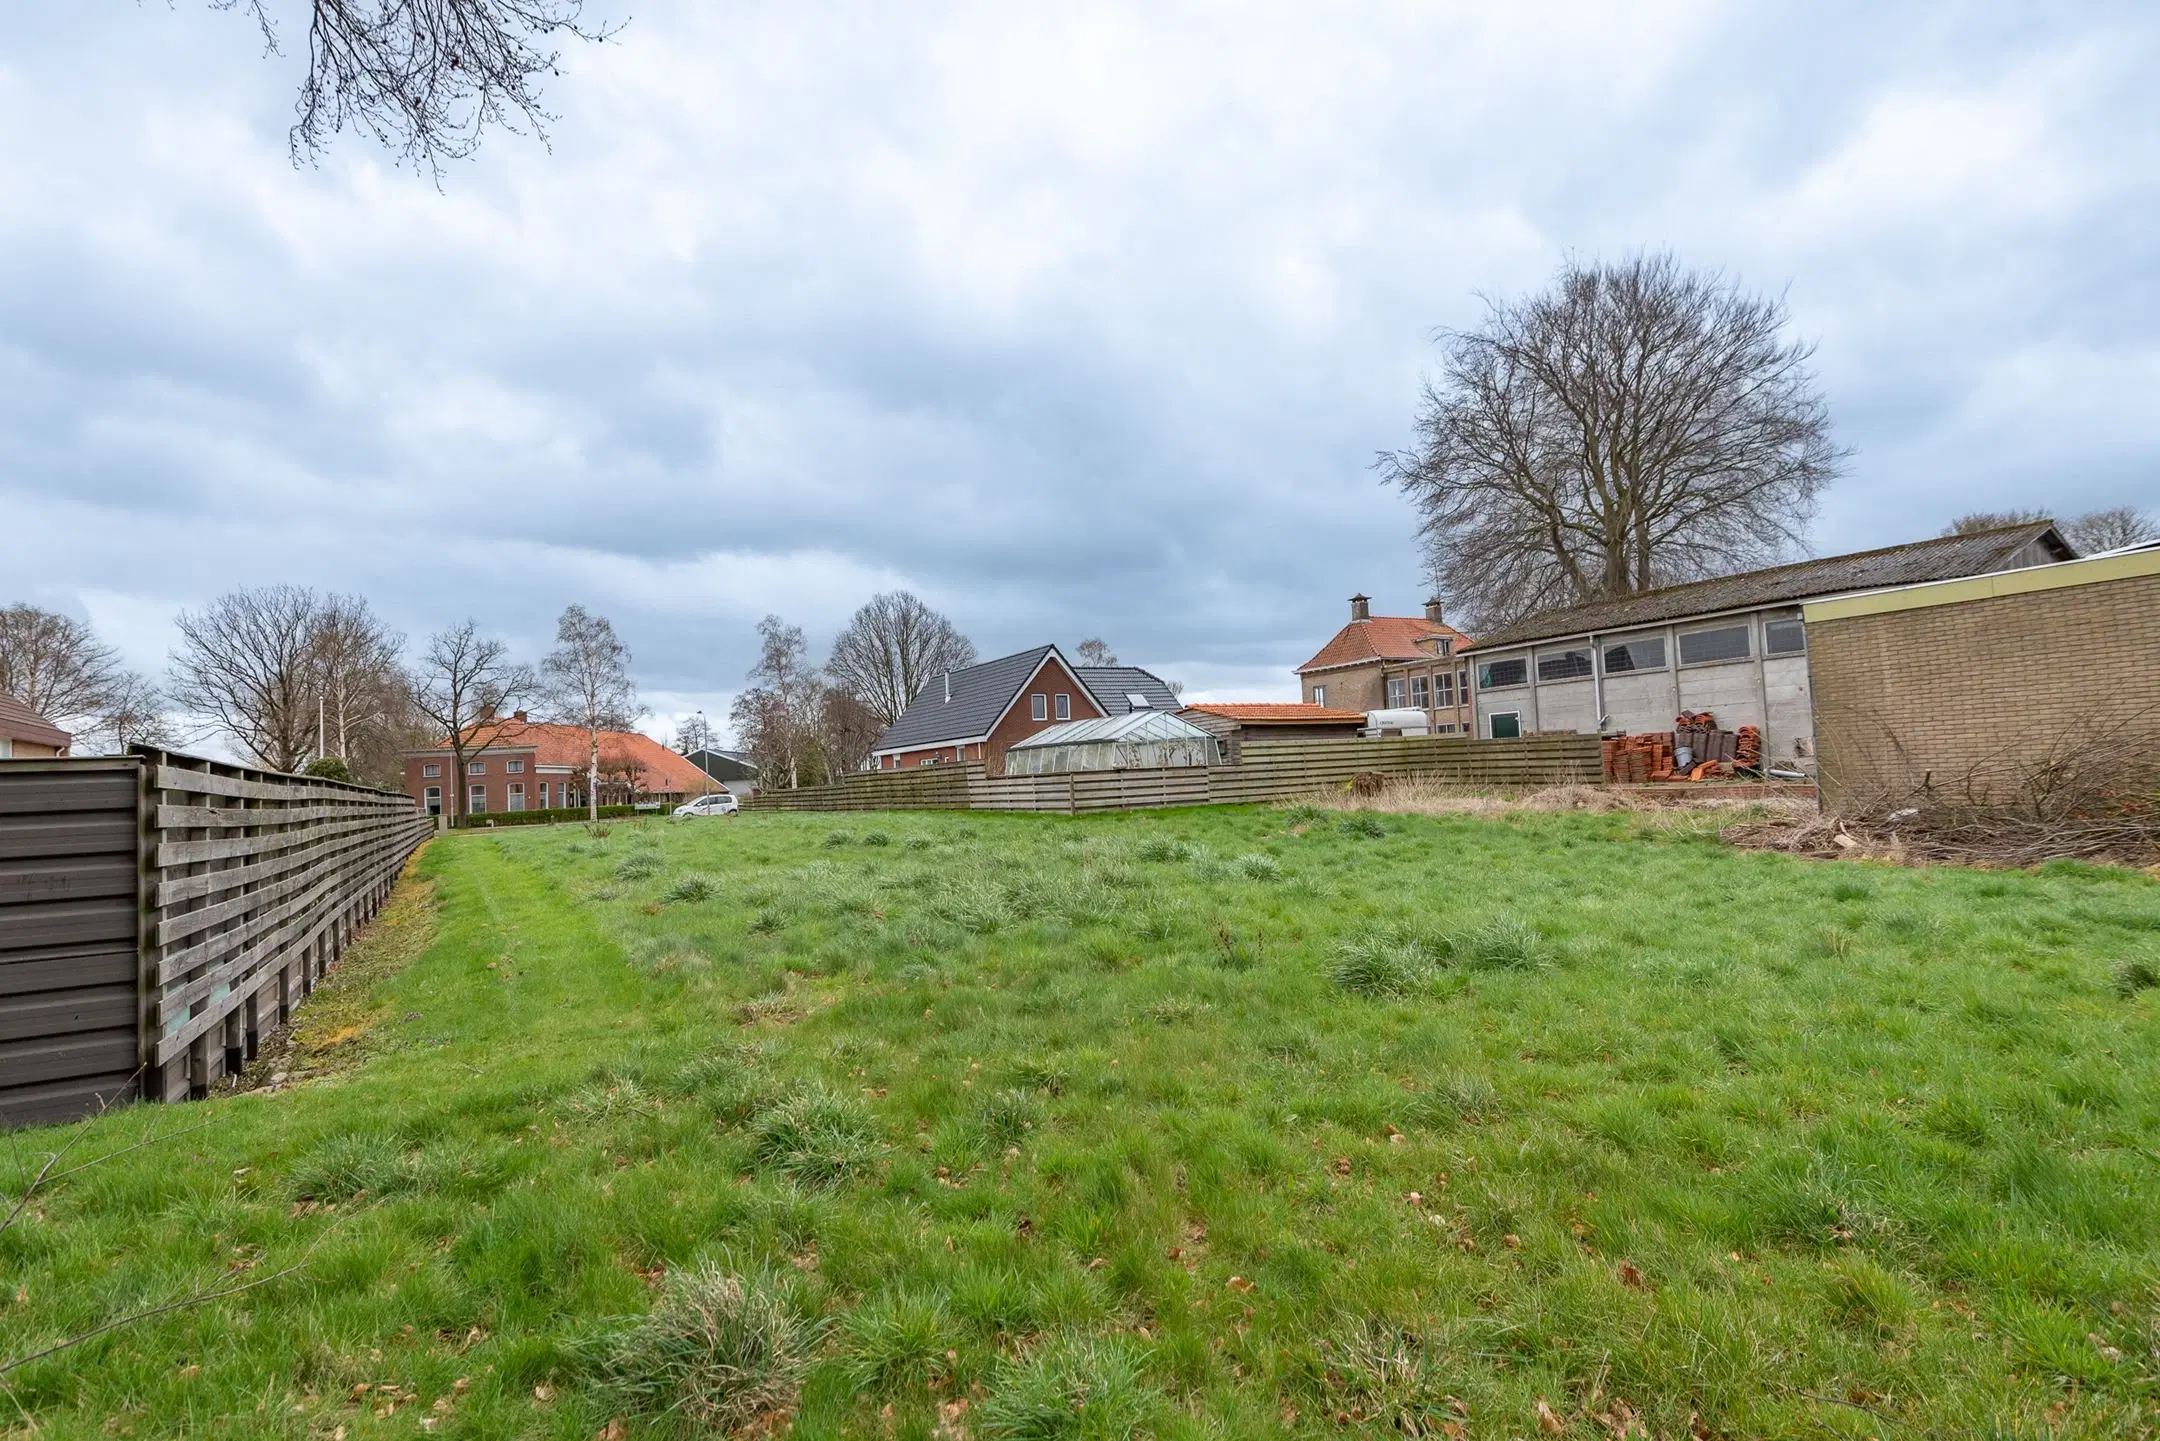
[539,604,638,822]
[216,0,616,173]
[670,712,719,758]
[2063,506,2159,553]
[825,593,977,727]
[0,605,169,751]
[813,688,881,780]
[1378,254,1846,632]
[307,595,406,764]
[169,586,326,772]
[731,616,822,789]
[1072,638,1118,668]
[1941,505,2158,554]
[409,620,531,824]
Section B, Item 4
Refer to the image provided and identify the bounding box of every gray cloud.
[3,2,2156,742]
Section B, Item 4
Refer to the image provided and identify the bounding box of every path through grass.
[2,806,2157,1437]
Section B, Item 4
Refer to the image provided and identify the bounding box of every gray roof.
[686,748,758,782]
[1472,523,2073,650]
[875,645,1061,752]
[1073,667,1180,715]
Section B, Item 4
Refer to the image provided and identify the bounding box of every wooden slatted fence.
[0,749,431,1126]
[743,733,1601,816]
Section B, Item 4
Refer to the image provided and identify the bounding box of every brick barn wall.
[1806,571,2160,809]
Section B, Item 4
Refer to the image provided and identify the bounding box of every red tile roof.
[1184,703,1368,725]
[1296,616,1472,673]
[438,718,718,795]
[0,692,71,751]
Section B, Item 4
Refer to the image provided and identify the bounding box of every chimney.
[942,672,952,703]
[1423,597,1444,625]
[1349,593,1371,623]
[513,710,528,723]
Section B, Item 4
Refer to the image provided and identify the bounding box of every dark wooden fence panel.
[744,734,1604,816]
[0,750,433,1126]
[0,761,143,1126]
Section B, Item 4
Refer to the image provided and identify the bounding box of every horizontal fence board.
[0,813,136,862]
[0,987,135,1044]
[0,771,137,816]
[0,855,137,907]
[0,948,136,999]
[0,1030,137,1089]
[0,897,136,951]
[0,1074,140,1129]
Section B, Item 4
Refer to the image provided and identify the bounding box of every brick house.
[1294,596,1475,732]
[0,693,71,759]
[1462,520,2075,771]
[871,646,1179,773]
[404,712,718,819]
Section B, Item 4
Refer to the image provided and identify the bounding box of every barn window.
[1602,635,1666,673]
[1764,618,1807,655]
[1478,658,1528,689]
[1537,647,1593,681]
[1679,625,1751,665]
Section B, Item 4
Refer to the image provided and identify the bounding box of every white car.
[672,792,740,819]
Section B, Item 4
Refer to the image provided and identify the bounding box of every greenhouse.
[1001,709,1221,775]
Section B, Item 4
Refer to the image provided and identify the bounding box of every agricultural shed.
[1001,710,1220,775]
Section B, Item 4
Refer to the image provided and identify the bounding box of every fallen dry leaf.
[1536,1396,1566,1434]
[1226,1275,1255,1293]
[1618,1260,1648,1291]
[533,1382,556,1405]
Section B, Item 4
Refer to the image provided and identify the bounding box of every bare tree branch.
[409,620,532,823]
[214,0,619,176]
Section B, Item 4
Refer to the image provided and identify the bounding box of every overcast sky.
[5,3,2156,742]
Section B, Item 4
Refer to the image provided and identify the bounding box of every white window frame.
[1054,693,1071,720]
[1311,684,1326,707]
[1409,675,1429,708]
[1031,693,1048,721]
[423,786,441,815]
[468,760,486,775]
[422,762,440,779]
[467,784,487,814]
[507,783,525,812]
[1386,677,1407,707]
[1487,710,1522,739]
[506,759,525,774]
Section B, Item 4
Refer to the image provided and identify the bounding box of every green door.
[1489,712,1521,739]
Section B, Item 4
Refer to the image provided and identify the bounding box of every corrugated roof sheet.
[875,645,1062,752]
[0,692,72,750]
[1006,710,1215,749]
[1073,666,1180,714]
[1470,522,2072,650]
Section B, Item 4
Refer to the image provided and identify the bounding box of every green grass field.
[4,805,2158,1438]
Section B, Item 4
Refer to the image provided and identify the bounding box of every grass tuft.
[663,873,717,903]
[591,1261,814,1431]
[2112,957,2159,997]
[751,1084,882,1187]
[975,1334,1160,1441]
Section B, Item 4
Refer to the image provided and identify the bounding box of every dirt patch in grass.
[1286,775,1812,821]
[229,856,440,1095]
